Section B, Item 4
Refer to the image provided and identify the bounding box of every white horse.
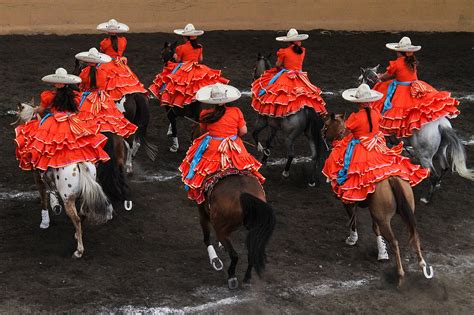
[14,101,113,258]
[360,66,474,203]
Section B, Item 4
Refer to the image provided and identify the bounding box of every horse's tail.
[134,93,158,161]
[98,133,131,204]
[78,163,112,225]
[389,177,417,247]
[307,108,326,160]
[439,125,474,181]
[240,193,276,277]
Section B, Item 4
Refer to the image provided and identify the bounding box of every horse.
[359,66,474,203]
[323,114,433,286]
[254,53,272,80]
[13,101,113,258]
[152,41,201,152]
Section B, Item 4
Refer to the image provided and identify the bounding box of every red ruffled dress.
[78,65,137,138]
[322,108,429,203]
[251,46,327,117]
[372,56,460,138]
[15,90,110,171]
[99,36,147,101]
[179,106,265,203]
[149,41,229,107]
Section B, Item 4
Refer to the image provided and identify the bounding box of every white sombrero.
[342,84,384,103]
[386,36,421,52]
[173,23,204,36]
[97,19,130,33]
[75,47,112,64]
[196,84,241,105]
[276,28,309,42]
[42,68,82,85]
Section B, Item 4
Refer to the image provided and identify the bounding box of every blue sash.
[160,63,183,93]
[78,92,91,108]
[185,134,238,190]
[39,113,53,126]
[382,80,413,114]
[337,138,361,185]
[258,68,289,97]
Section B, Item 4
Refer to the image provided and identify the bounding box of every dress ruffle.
[179,133,265,204]
[15,113,109,171]
[251,68,327,117]
[101,57,147,101]
[372,80,460,138]
[322,132,429,203]
[78,91,137,138]
[149,61,229,108]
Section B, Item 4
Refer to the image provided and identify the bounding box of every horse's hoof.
[124,200,133,211]
[72,251,83,259]
[345,230,358,246]
[397,277,405,288]
[169,146,178,153]
[282,170,290,178]
[420,197,429,204]
[257,142,264,152]
[422,264,434,279]
[308,182,316,188]
[211,257,223,271]
[228,277,239,290]
[52,205,62,215]
[377,253,389,261]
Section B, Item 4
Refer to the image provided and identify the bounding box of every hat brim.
[342,88,384,103]
[196,85,242,105]
[97,22,130,33]
[174,29,204,36]
[75,52,112,64]
[276,34,309,42]
[42,74,82,85]
[385,43,421,52]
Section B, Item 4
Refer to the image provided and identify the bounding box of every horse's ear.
[375,64,380,71]
[360,66,365,74]
[30,97,35,106]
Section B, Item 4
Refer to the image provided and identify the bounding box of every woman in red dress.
[322,84,429,204]
[96,19,147,102]
[179,84,265,204]
[372,37,460,138]
[75,48,137,138]
[251,28,327,117]
[149,23,229,107]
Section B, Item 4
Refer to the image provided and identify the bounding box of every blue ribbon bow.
[382,80,413,114]
[160,63,183,93]
[185,134,238,190]
[337,138,361,185]
[258,68,289,97]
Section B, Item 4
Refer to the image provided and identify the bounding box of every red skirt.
[101,57,147,101]
[149,61,229,108]
[77,91,137,138]
[15,113,109,171]
[372,80,460,138]
[179,133,265,204]
[251,68,327,117]
[322,132,429,203]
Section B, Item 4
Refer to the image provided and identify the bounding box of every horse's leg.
[219,236,239,290]
[344,203,358,246]
[64,199,84,258]
[124,139,133,175]
[199,204,223,271]
[243,256,253,284]
[166,107,179,152]
[113,134,132,210]
[262,127,277,165]
[252,115,268,152]
[33,171,49,229]
[282,131,298,177]
[372,221,389,261]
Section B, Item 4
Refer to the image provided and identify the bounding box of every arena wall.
[0,0,472,35]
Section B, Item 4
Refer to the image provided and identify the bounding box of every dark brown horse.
[323,114,433,286]
[191,127,276,289]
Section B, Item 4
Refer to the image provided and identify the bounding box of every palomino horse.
[155,41,201,152]
[323,114,433,286]
[14,102,113,258]
[360,66,474,203]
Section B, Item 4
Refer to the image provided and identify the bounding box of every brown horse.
[190,127,276,289]
[323,114,433,286]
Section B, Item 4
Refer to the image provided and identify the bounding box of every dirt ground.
[0,31,473,314]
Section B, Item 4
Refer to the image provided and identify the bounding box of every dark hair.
[200,106,226,124]
[52,85,78,113]
[110,35,119,52]
[186,36,202,49]
[364,107,373,132]
[89,66,97,89]
[401,52,418,71]
[292,43,303,55]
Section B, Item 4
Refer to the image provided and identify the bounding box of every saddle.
[202,168,255,199]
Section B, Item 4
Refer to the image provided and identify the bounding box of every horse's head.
[12,98,36,126]
[72,58,87,76]
[254,52,272,80]
[161,41,177,64]
[322,113,347,143]
[358,65,380,88]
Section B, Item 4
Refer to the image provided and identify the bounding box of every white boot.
[40,209,50,229]
[377,235,389,261]
[166,123,173,136]
[345,230,358,246]
[169,137,179,152]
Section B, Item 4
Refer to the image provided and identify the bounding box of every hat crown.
[184,23,196,32]
[88,47,100,57]
[287,28,298,37]
[355,84,372,99]
[210,85,227,100]
[108,19,118,26]
[398,36,412,47]
[55,68,68,75]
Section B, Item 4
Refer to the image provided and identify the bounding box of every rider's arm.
[275,48,284,68]
[198,48,203,63]
[238,125,247,137]
[378,72,394,82]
